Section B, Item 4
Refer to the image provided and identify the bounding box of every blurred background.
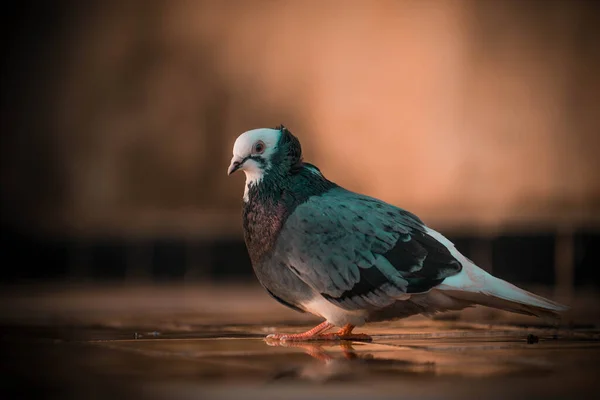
[1,0,599,299]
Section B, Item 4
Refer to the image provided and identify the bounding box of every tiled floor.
[1,284,599,399]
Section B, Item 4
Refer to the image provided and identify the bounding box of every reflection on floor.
[0,284,599,399]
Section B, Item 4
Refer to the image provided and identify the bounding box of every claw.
[265,323,372,342]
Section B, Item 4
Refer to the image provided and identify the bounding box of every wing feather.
[274,187,462,310]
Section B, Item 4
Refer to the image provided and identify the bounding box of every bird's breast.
[242,200,287,265]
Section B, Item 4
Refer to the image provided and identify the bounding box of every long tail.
[437,262,569,319]
[425,228,569,319]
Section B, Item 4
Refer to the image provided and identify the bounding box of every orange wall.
[3,1,599,237]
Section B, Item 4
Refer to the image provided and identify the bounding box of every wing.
[273,187,462,311]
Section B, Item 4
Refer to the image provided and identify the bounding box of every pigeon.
[227,125,568,341]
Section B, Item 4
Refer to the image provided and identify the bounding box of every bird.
[227,125,569,341]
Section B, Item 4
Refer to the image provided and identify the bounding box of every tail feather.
[482,274,568,312]
[440,288,566,320]
[424,226,569,319]
[438,264,569,319]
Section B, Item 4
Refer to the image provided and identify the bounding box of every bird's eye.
[253,141,265,154]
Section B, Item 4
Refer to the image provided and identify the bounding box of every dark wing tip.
[383,230,462,294]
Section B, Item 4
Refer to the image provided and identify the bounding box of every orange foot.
[266,322,373,342]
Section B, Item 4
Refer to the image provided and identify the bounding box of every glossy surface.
[1,285,598,399]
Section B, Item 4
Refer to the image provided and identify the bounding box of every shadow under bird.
[227,126,569,341]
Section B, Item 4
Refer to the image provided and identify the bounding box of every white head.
[227,128,283,201]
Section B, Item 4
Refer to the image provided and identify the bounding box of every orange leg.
[318,324,372,342]
[266,321,334,341]
[266,322,372,342]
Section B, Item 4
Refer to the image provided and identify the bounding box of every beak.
[227,157,244,175]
